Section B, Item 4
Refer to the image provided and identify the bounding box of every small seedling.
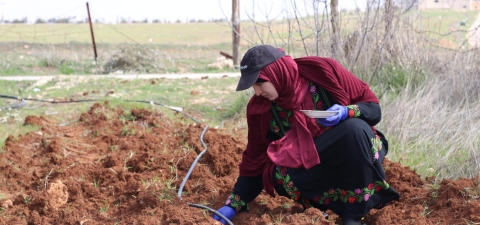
[23,195,32,205]
[269,209,285,224]
[200,209,209,218]
[421,201,433,217]
[121,126,130,136]
[99,201,110,213]
[193,178,203,191]
[93,179,101,188]
[90,130,99,138]
[163,177,176,190]
[109,145,119,152]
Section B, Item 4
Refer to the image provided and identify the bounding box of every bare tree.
[291,0,310,56]
[330,0,340,57]
[232,0,241,69]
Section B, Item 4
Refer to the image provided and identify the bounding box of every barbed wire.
[0,23,16,38]
[0,23,83,34]
[0,31,90,39]
[90,10,140,45]
[0,3,138,46]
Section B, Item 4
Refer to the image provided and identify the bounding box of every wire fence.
[0,3,236,75]
[0,2,480,78]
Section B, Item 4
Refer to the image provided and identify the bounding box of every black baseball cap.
[236,45,285,91]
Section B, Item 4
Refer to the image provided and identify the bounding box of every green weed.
[98,200,110,213]
[93,178,101,188]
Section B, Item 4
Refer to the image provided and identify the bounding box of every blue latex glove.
[317,104,348,127]
[212,206,236,224]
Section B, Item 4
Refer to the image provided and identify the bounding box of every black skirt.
[273,118,401,220]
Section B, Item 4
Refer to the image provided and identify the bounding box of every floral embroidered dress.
[224,82,400,220]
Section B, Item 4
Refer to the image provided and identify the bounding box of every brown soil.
[0,102,479,225]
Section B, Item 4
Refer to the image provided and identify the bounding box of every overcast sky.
[0,0,365,23]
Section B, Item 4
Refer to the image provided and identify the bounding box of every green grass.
[419,10,478,32]
[416,10,479,46]
[0,76,246,149]
[0,68,26,76]
[0,23,232,45]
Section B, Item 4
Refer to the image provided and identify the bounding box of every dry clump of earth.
[0,102,479,225]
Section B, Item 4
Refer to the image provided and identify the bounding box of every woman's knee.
[339,118,372,133]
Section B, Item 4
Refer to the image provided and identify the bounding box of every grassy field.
[0,23,232,45]
[0,9,478,76]
[1,9,480,181]
[0,10,477,44]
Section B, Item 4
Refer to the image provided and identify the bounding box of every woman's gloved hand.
[212,206,236,224]
[318,104,348,127]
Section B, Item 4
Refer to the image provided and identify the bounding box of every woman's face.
[252,81,279,101]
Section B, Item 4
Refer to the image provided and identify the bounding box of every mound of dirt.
[0,102,479,224]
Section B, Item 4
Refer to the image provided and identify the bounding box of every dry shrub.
[102,44,173,74]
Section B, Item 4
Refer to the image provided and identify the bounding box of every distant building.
[418,0,480,11]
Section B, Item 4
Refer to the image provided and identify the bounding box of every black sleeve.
[225,175,264,212]
[347,102,382,126]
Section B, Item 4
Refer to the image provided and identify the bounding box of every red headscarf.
[239,55,379,197]
[258,56,321,168]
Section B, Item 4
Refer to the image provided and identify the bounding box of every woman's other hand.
[318,104,348,126]
[212,206,236,224]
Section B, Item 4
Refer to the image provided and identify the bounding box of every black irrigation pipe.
[0,95,23,101]
[177,125,234,225]
[189,203,234,225]
[0,99,26,111]
[177,125,210,200]
[0,94,97,104]
[1,94,231,224]
[0,95,27,111]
